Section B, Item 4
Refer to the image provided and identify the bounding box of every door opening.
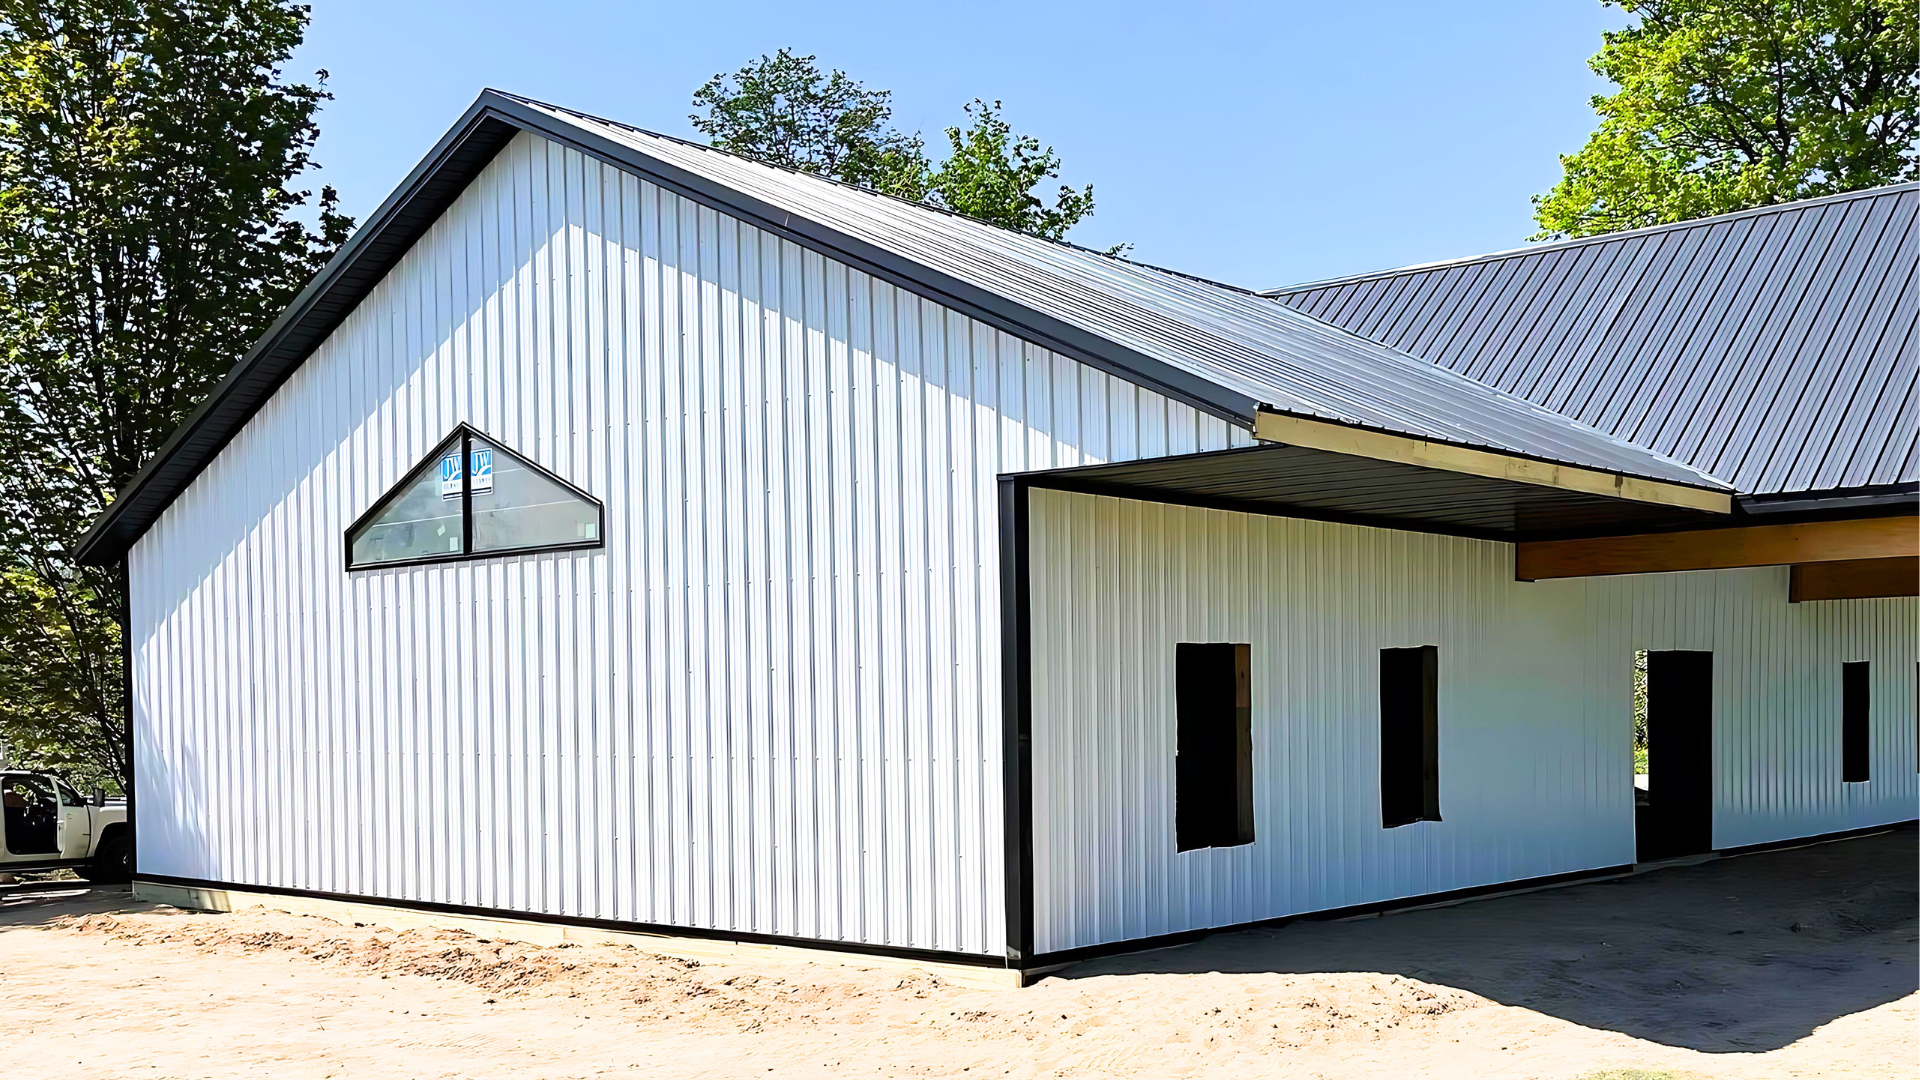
[1,773,59,856]
[1634,650,1714,861]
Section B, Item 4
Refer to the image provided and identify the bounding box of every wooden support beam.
[1790,557,1919,602]
[1516,515,1918,581]
[1252,410,1732,514]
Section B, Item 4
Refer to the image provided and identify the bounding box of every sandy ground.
[2,831,1913,1080]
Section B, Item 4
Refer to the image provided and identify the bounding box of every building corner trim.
[998,477,1035,967]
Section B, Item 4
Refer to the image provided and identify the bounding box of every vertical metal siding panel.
[737,220,772,933]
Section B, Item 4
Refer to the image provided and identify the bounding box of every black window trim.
[342,422,605,572]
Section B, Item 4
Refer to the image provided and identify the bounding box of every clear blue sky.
[291,0,1628,290]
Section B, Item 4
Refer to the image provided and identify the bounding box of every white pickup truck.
[0,771,130,883]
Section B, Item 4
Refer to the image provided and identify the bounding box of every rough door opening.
[1635,650,1715,861]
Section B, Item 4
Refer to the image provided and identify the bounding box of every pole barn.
[77,91,1918,981]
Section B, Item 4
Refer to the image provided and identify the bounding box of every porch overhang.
[1251,411,1733,515]
[1015,442,1733,544]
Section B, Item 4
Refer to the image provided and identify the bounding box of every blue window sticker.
[470,447,494,495]
[439,452,462,500]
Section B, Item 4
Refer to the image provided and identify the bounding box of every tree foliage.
[1535,0,1919,238]
[692,51,1107,244]
[929,99,1096,243]
[0,0,350,788]
[690,48,931,200]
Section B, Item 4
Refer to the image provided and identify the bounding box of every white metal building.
[78,92,1918,974]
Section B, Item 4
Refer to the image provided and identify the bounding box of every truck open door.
[1,774,59,859]
[54,778,93,861]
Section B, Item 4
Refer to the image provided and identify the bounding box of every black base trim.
[133,874,1010,970]
[1025,863,1635,969]
[1715,818,1916,859]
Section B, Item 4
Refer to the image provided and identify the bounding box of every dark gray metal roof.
[76,90,1726,565]
[1266,185,1920,498]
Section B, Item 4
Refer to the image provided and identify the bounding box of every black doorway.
[1636,650,1715,861]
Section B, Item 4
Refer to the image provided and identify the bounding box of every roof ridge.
[1260,181,1920,296]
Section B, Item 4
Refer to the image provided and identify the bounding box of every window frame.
[343,422,605,572]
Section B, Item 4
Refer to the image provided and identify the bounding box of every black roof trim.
[1735,483,1919,516]
[77,90,1260,565]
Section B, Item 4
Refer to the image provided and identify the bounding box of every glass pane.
[470,437,600,554]
[347,439,466,566]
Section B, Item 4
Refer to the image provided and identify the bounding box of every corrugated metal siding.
[1027,488,1919,954]
[501,97,1721,491]
[127,130,1252,957]
[1269,186,1920,496]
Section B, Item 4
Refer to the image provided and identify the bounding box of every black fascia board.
[75,89,1259,566]
[1734,483,1919,516]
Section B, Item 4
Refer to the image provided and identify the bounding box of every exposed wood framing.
[1516,516,1919,581]
[1789,557,1920,602]
[1252,410,1732,514]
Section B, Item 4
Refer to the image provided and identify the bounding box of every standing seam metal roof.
[1266,185,1919,497]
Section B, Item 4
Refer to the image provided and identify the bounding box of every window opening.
[1175,642,1254,851]
[1380,645,1440,828]
[346,424,602,571]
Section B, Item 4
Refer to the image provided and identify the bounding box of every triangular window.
[346,424,602,570]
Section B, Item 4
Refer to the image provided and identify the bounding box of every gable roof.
[76,90,1727,565]
[1266,184,1920,499]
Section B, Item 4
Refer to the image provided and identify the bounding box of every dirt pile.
[60,907,966,1032]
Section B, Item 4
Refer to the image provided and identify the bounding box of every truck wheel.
[78,833,131,884]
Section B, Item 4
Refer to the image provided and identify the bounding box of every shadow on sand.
[0,882,162,928]
[1051,827,1917,1053]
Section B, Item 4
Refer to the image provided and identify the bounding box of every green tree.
[690,49,931,200]
[0,0,351,789]
[928,99,1096,242]
[692,52,1108,244]
[1534,0,1920,238]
